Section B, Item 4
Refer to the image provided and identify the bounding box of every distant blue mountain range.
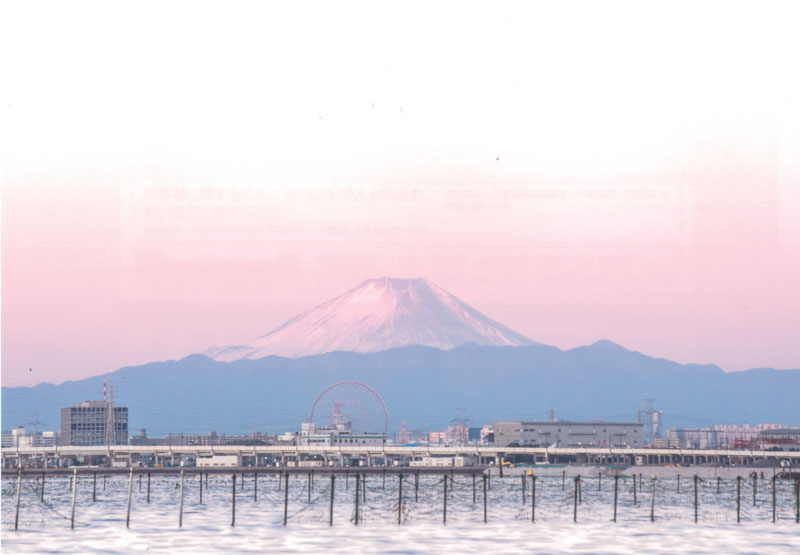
[3,341,799,436]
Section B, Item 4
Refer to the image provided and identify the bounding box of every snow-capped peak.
[205,277,536,361]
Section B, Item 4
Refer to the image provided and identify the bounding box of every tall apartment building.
[60,400,128,446]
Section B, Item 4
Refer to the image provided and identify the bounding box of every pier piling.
[772,475,776,523]
[14,468,22,531]
[398,474,403,525]
[573,476,579,522]
[483,473,488,523]
[737,476,741,523]
[329,475,335,526]
[354,474,360,526]
[613,475,618,522]
[283,473,289,526]
[522,473,526,504]
[231,474,236,527]
[179,469,185,528]
[472,474,476,504]
[126,467,133,529]
[650,476,656,522]
[443,474,447,525]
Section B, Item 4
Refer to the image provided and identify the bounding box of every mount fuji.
[205,277,536,361]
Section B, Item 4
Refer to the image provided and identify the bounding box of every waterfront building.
[1,427,58,448]
[60,400,128,446]
[299,422,385,447]
[493,420,643,448]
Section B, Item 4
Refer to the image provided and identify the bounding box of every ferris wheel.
[309,381,389,436]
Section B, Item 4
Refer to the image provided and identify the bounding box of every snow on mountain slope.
[205,277,536,361]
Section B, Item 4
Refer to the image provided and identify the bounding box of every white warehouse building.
[493,420,643,448]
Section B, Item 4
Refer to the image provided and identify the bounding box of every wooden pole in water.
[383,468,386,490]
[598,472,602,492]
[522,473,526,504]
[126,467,133,529]
[795,478,799,523]
[139,474,142,492]
[753,473,757,507]
[14,468,22,531]
[205,472,208,490]
[103,474,106,491]
[329,474,335,526]
[179,469,185,528]
[283,473,289,526]
[308,472,312,503]
[562,470,565,491]
[796,479,799,523]
[613,475,618,523]
[472,473,476,504]
[254,472,257,502]
[41,471,45,503]
[345,470,348,491]
[772,475,776,523]
[93,472,97,502]
[483,473,488,523]
[694,475,698,523]
[362,473,366,503]
[650,476,656,522]
[398,474,403,525]
[717,476,721,494]
[443,474,447,525]
[147,472,151,504]
[737,476,741,523]
[354,474,360,526]
[231,474,237,527]
[633,475,637,505]
[578,474,582,504]
[573,476,578,522]
[677,474,680,493]
[200,472,203,504]
[531,475,536,524]
[415,470,419,502]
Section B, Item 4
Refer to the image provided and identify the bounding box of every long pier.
[3,444,799,469]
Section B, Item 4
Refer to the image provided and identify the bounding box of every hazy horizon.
[3,2,800,387]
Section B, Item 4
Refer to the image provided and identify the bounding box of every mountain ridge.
[4,341,798,435]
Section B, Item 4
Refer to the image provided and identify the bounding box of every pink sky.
[2,2,800,386]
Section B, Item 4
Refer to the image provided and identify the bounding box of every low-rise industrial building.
[197,454,241,467]
[493,420,643,448]
[299,422,385,447]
